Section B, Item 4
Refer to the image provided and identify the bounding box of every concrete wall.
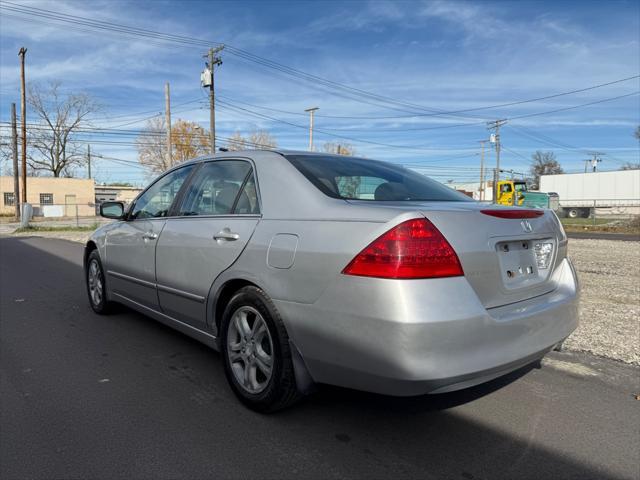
[0,176,95,216]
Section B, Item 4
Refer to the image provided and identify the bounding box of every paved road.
[1,236,639,480]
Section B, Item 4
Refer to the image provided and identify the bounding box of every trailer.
[539,170,640,218]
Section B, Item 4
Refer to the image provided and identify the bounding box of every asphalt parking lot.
[1,236,639,480]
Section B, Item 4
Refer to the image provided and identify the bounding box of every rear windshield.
[285,154,473,202]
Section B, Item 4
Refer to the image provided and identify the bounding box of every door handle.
[214,228,240,242]
[142,232,158,241]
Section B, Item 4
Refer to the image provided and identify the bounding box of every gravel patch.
[565,239,640,364]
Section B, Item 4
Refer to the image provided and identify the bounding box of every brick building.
[0,176,96,217]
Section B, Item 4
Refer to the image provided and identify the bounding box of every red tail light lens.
[481,209,544,219]
[342,218,463,279]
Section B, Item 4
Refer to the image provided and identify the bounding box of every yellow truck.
[496,180,559,210]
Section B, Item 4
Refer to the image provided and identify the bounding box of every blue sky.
[0,0,639,185]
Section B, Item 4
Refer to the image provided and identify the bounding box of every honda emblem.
[521,220,533,233]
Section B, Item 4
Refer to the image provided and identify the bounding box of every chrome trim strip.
[157,284,206,303]
[169,214,262,220]
[107,270,156,289]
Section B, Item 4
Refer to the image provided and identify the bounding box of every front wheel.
[220,286,301,412]
[86,250,113,314]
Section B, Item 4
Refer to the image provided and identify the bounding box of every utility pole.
[586,152,604,172]
[165,82,172,166]
[305,107,319,151]
[11,103,20,218]
[87,144,92,179]
[18,47,27,204]
[202,46,223,154]
[478,140,486,201]
[487,119,507,203]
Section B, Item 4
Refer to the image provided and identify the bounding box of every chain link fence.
[556,199,639,228]
[24,203,107,228]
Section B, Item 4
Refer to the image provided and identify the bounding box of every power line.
[2,1,638,121]
[506,125,628,164]
[216,100,478,151]
[508,92,639,120]
[219,74,640,121]
[215,91,637,137]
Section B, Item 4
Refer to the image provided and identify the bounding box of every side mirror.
[100,201,125,219]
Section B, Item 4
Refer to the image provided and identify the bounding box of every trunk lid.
[347,200,567,308]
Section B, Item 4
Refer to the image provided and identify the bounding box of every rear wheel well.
[84,241,97,269]
[214,279,258,332]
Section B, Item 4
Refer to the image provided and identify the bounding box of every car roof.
[182,149,359,164]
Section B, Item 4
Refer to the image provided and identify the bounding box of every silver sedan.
[86,150,579,411]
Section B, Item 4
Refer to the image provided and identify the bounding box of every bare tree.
[616,127,640,170]
[0,141,12,176]
[136,116,168,174]
[620,162,640,170]
[136,117,210,174]
[322,142,356,156]
[529,151,563,189]
[27,82,100,177]
[226,131,248,151]
[226,129,277,151]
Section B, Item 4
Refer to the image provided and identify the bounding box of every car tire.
[86,250,113,314]
[220,286,302,412]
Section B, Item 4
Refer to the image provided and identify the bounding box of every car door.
[105,164,196,310]
[155,159,261,328]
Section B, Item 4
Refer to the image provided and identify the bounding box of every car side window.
[130,165,195,220]
[178,161,259,216]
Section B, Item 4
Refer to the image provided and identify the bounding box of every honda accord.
[85,150,579,411]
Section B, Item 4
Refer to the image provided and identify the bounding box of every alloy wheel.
[226,306,274,394]
[88,259,103,306]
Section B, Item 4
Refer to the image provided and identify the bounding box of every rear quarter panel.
[207,211,423,335]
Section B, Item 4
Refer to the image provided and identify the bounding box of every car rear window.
[285,154,473,202]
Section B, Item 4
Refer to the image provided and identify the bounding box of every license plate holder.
[496,239,554,290]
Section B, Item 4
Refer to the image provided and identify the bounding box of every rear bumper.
[274,258,579,396]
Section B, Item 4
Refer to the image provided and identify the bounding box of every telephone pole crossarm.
[585,152,604,173]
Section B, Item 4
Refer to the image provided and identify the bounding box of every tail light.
[342,218,463,279]
[481,209,544,219]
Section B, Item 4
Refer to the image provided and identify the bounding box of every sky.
[0,0,639,186]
